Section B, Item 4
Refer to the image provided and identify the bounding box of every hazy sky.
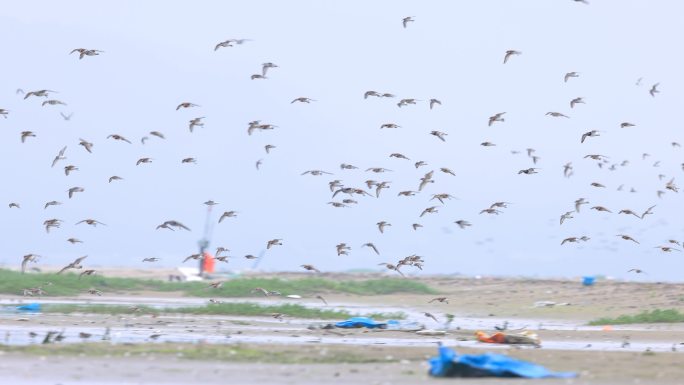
[1,1,682,280]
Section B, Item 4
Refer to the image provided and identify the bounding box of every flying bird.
[57,255,88,274]
[402,16,415,28]
[503,50,521,64]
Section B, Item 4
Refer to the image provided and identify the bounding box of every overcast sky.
[1,0,682,280]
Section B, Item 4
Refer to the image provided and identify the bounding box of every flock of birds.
[3,2,683,301]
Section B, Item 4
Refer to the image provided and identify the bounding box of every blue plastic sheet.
[16,303,41,312]
[334,317,387,329]
[429,346,577,378]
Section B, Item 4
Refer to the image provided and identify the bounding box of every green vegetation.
[38,303,405,320]
[588,309,684,325]
[0,269,436,297]
[0,343,405,364]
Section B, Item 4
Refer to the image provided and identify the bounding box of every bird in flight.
[503,50,521,64]
[70,48,103,59]
[57,255,88,274]
[649,83,660,97]
[402,16,415,28]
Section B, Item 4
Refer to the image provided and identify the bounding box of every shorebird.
[364,90,381,99]
[108,176,123,183]
[70,48,103,59]
[380,123,400,129]
[23,89,57,99]
[628,269,646,274]
[575,198,589,212]
[590,206,612,213]
[76,219,106,227]
[142,257,160,262]
[503,50,521,64]
[377,221,391,233]
[57,256,88,274]
[402,16,415,28]
[183,254,201,263]
[150,131,165,139]
[454,220,471,229]
[291,97,315,104]
[581,130,600,143]
[563,163,573,178]
[429,297,449,304]
[488,112,506,126]
[156,220,190,231]
[649,83,659,97]
[378,262,404,277]
[560,211,574,225]
[564,72,579,82]
[655,246,680,252]
[424,312,439,322]
[266,239,283,249]
[21,254,40,273]
[20,131,36,143]
[42,99,67,107]
[570,97,585,108]
[262,62,278,76]
[219,211,238,222]
[618,209,641,218]
[302,170,333,176]
[301,264,321,273]
[616,234,639,244]
[9,202,20,209]
[64,165,78,176]
[214,40,234,50]
[189,117,205,132]
[362,243,379,255]
[561,237,582,245]
[431,193,455,204]
[415,161,428,168]
[518,168,539,175]
[546,111,569,118]
[620,122,635,128]
[136,158,153,166]
[78,138,93,153]
[107,134,131,144]
[430,131,447,142]
[44,201,61,209]
[51,146,67,168]
[429,99,442,109]
[176,102,199,110]
[67,187,84,199]
[79,269,96,279]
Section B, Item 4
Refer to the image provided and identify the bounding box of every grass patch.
[38,303,405,320]
[0,343,404,364]
[0,269,436,297]
[588,309,684,325]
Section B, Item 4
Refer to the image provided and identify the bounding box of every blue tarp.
[16,303,41,312]
[429,346,577,378]
[334,317,387,329]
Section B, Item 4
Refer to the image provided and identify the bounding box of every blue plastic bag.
[429,346,577,378]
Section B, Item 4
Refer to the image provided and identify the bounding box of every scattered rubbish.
[533,301,570,308]
[416,330,447,336]
[429,345,577,378]
[16,303,41,312]
[475,331,541,346]
[582,276,595,286]
[385,320,424,331]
